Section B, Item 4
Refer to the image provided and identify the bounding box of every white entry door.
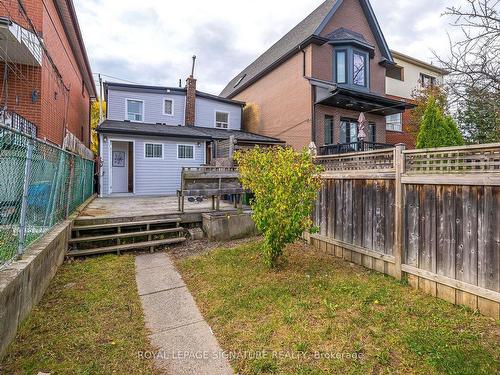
[111,141,129,193]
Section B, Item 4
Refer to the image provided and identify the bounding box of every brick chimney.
[185,75,196,126]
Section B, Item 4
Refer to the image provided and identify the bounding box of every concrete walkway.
[135,253,233,375]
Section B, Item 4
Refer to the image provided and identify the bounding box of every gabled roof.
[220,0,393,98]
[97,120,284,144]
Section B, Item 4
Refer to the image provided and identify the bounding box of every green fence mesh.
[0,125,94,267]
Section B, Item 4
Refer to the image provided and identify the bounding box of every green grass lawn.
[0,254,155,375]
[176,241,500,375]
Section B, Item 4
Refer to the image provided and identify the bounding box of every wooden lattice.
[315,148,395,172]
[404,143,500,174]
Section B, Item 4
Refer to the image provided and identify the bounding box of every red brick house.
[0,0,96,152]
[220,0,412,153]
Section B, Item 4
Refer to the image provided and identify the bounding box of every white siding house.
[98,81,282,197]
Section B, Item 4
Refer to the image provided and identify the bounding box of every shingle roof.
[325,27,368,44]
[220,0,393,98]
[97,120,283,144]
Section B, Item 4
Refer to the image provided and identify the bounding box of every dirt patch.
[167,236,261,259]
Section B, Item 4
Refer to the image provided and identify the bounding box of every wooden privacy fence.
[311,143,500,318]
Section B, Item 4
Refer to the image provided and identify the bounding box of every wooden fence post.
[393,143,406,280]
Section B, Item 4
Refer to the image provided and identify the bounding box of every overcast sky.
[75,0,465,96]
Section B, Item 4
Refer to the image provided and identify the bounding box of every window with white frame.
[215,111,229,128]
[386,113,402,132]
[164,99,173,115]
[126,99,143,121]
[145,143,162,158]
[177,144,194,159]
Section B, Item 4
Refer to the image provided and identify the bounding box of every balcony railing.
[0,109,38,137]
[319,140,393,155]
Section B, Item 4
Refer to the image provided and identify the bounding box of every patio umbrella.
[357,112,367,140]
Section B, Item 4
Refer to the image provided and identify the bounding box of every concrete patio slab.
[135,253,233,374]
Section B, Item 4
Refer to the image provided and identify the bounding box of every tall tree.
[416,96,464,148]
[434,0,500,143]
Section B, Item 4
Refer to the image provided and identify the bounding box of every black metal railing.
[0,109,38,137]
[319,140,393,155]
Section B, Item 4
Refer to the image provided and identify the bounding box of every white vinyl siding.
[101,134,205,196]
[177,144,194,159]
[215,111,229,128]
[145,143,163,158]
[126,99,144,122]
[195,97,241,130]
[108,89,185,125]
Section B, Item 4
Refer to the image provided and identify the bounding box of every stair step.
[67,237,186,257]
[69,227,184,243]
[72,218,181,231]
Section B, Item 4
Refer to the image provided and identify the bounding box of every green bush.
[234,147,322,268]
[416,96,464,148]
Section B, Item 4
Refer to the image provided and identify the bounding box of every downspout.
[300,44,316,145]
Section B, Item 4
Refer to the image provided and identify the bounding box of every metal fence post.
[65,157,74,218]
[17,139,34,256]
[393,143,406,280]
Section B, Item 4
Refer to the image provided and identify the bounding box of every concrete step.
[67,237,186,257]
[72,218,181,232]
[69,227,184,243]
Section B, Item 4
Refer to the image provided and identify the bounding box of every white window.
[145,143,162,158]
[126,99,144,122]
[215,111,229,128]
[163,99,174,115]
[177,144,194,159]
[386,113,402,132]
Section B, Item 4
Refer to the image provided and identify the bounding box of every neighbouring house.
[220,0,414,154]
[385,50,449,148]
[0,0,96,155]
[97,78,282,196]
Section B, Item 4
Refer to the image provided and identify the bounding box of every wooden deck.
[76,196,242,225]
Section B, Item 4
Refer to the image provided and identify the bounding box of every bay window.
[333,47,369,89]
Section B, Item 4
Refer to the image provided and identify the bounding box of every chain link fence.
[0,124,94,268]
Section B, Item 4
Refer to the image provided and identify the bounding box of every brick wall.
[0,0,92,147]
[314,105,386,147]
[385,94,416,149]
[41,0,91,146]
[234,48,313,150]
